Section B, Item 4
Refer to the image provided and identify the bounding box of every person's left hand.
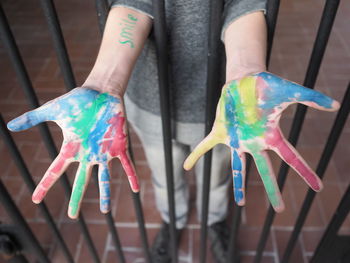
[7,87,138,218]
[184,72,340,212]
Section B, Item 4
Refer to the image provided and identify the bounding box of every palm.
[8,88,138,218]
[184,72,339,212]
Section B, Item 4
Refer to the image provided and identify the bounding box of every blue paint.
[224,89,239,148]
[235,189,243,202]
[232,150,243,203]
[99,165,111,212]
[86,97,115,162]
[256,72,334,109]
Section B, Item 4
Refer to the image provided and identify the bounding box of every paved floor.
[0,0,349,262]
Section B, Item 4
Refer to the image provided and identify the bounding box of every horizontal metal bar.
[254,0,341,262]
[282,82,350,262]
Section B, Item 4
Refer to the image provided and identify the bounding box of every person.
[97,0,266,262]
[87,0,268,262]
[7,0,340,262]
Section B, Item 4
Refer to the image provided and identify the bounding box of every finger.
[119,151,139,192]
[32,155,70,204]
[183,134,218,170]
[231,149,246,206]
[293,86,340,111]
[269,129,323,191]
[68,162,93,219]
[251,151,285,212]
[7,102,56,132]
[257,72,340,111]
[98,163,111,213]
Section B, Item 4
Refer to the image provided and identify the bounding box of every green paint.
[127,14,138,21]
[72,93,108,149]
[119,39,134,48]
[69,162,88,216]
[118,14,138,48]
[247,143,279,207]
[227,82,267,140]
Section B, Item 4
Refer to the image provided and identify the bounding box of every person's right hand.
[7,87,138,219]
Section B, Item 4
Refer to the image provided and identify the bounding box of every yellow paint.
[237,77,259,124]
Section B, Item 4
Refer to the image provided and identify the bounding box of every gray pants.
[125,96,231,229]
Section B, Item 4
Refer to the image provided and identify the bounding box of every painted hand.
[184,72,340,212]
[7,88,138,218]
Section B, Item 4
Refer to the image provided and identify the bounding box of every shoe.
[208,221,230,263]
[151,221,182,262]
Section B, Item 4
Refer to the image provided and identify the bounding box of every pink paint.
[256,76,269,101]
[120,152,139,192]
[100,114,139,192]
[32,141,80,203]
[266,128,321,190]
[101,114,127,155]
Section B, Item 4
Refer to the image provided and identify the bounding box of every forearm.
[224,11,267,82]
[84,6,152,97]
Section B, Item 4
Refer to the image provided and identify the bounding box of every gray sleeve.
[221,0,267,42]
[108,0,153,18]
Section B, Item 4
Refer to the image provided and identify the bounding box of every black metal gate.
[0,0,349,262]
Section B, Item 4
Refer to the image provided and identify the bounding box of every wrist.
[226,63,266,82]
[83,66,130,98]
[83,76,126,99]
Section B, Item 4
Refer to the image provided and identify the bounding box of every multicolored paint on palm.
[184,72,340,212]
[7,88,139,219]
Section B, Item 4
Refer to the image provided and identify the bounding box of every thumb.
[184,134,218,170]
[7,102,56,132]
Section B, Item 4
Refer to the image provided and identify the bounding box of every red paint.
[32,188,45,203]
[100,113,139,191]
[33,141,81,202]
[120,152,139,191]
[101,114,127,155]
[266,128,321,190]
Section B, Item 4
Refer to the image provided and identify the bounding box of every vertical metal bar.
[254,0,341,262]
[200,1,224,263]
[95,0,108,33]
[282,82,350,262]
[227,1,280,261]
[152,1,178,262]
[131,193,152,263]
[0,180,49,263]
[40,0,155,261]
[0,115,74,263]
[39,0,76,91]
[0,4,100,263]
[7,254,29,263]
[265,0,280,65]
[90,167,127,263]
[226,203,242,263]
[311,184,350,263]
[92,3,151,261]
[104,212,126,263]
